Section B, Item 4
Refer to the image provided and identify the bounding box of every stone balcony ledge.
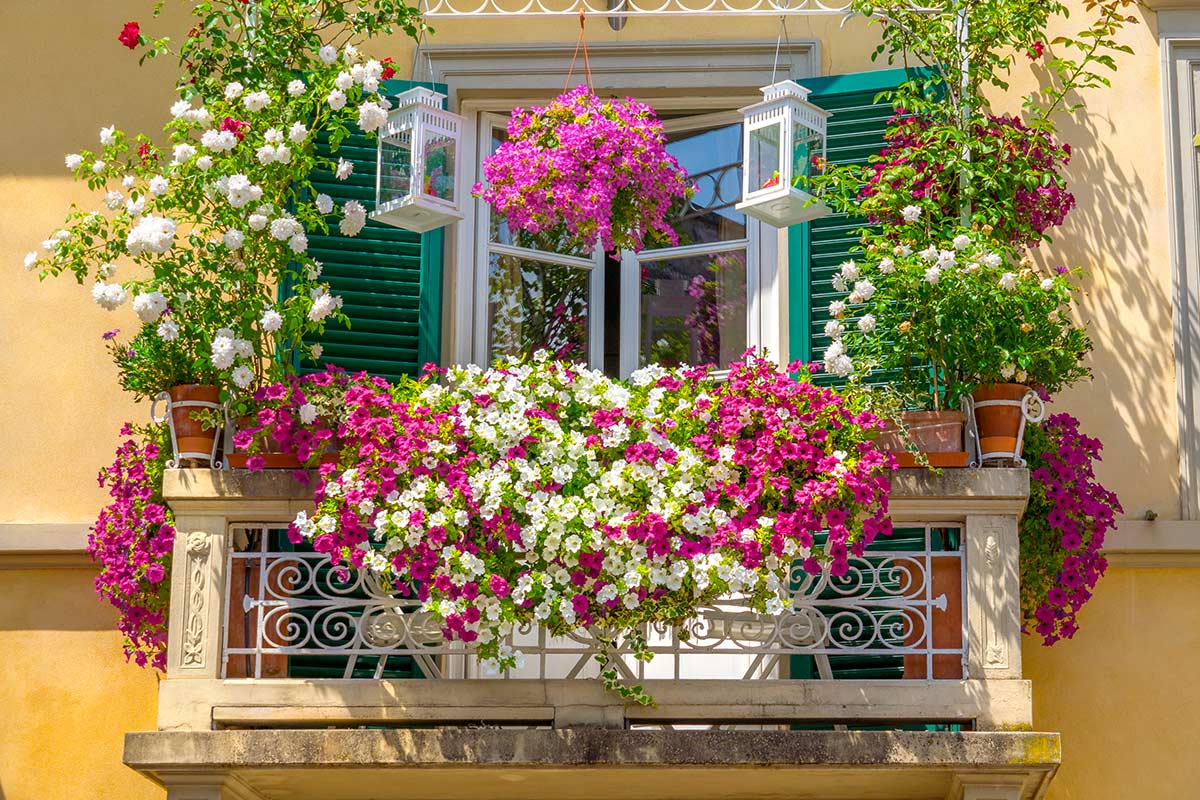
[125,728,1059,800]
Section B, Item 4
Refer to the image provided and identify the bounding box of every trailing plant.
[91,423,176,670]
[269,353,894,697]
[1021,412,1121,644]
[474,85,692,254]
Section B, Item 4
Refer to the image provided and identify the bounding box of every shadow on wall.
[1022,49,1173,516]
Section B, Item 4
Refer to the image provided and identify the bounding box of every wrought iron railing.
[223,523,965,681]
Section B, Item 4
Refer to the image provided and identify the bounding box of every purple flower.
[102,328,120,340]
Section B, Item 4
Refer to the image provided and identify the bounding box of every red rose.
[1027,41,1045,60]
[381,57,396,81]
[118,21,140,50]
[220,116,250,142]
[137,142,158,165]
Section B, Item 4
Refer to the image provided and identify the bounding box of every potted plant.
[473,85,692,254]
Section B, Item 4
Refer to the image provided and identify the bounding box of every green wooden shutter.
[306,79,446,380]
[787,68,912,368]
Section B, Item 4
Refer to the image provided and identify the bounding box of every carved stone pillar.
[964,514,1023,681]
[165,515,230,680]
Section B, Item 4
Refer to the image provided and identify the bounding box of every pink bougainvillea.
[90,423,175,670]
[473,86,691,254]
[1021,412,1122,645]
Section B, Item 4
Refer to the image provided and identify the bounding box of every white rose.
[327,89,346,110]
[100,125,118,146]
[260,308,283,332]
[315,194,334,214]
[287,79,306,96]
[223,229,245,250]
[224,81,244,100]
[901,205,922,222]
[318,45,337,65]
[999,272,1018,291]
[65,153,83,170]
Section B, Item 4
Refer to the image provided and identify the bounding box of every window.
[474,108,758,377]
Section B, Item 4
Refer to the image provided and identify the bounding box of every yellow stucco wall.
[0,569,162,799]
[0,1,1195,799]
[1025,565,1200,798]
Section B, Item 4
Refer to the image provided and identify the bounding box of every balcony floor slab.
[125,728,1059,800]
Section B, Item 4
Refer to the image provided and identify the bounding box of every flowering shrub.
[858,113,1076,248]
[1021,413,1121,644]
[24,1,425,398]
[474,86,691,254]
[282,353,894,691]
[820,222,1089,408]
[91,423,175,669]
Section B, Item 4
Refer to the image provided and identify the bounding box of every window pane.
[640,250,746,368]
[665,123,746,246]
[422,134,455,202]
[749,123,783,195]
[486,125,592,257]
[488,252,590,362]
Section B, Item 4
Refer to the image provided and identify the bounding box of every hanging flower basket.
[473,85,691,254]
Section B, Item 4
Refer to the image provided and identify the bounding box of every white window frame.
[425,40,817,371]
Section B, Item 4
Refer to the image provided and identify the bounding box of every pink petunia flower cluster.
[473,85,691,254]
[1022,412,1122,645]
[282,353,895,673]
[90,423,175,670]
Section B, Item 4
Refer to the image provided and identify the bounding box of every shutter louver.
[788,69,910,371]
[306,79,445,381]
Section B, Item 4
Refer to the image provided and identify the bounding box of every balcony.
[123,467,1061,800]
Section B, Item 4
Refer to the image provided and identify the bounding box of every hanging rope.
[770,13,795,84]
[564,9,594,92]
[411,0,436,84]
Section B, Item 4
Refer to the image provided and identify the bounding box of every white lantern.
[373,87,464,233]
[736,80,832,228]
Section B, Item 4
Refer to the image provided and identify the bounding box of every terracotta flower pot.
[971,383,1031,460]
[168,384,221,461]
[877,410,967,468]
[226,415,302,470]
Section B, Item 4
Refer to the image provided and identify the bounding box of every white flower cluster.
[307,287,343,322]
[339,200,367,236]
[91,280,128,311]
[125,215,178,256]
[210,327,255,372]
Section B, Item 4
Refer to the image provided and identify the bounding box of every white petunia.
[952,234,971,251]
[65,153,83,170]
[901,204,922,222]
[287,79,306,96]
[999,272,1018,291]
[100,125,118,146]
[132,291,168,322]
[299,402,318,425]
[224,81,245,100]
[339,200,367,236]
[288,121,308,143]
[335,158,353,180]
[231,365,254,388]
[157,318,179,341]
[315,193,334,214]
[148,175,169,196]
[260,308,283,332]
[318,44,337,64]
[327,89,346,110]
[857,313,877,333]
[223,229,245,250]
[243,90,270,112]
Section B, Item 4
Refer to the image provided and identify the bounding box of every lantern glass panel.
[748,122,783,193]
[792,125,823,189]
[379,131,414,209]
[422,134,456,202]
